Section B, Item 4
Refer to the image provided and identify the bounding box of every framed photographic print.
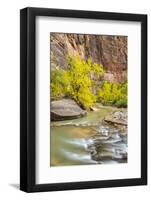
[20,7,147,192]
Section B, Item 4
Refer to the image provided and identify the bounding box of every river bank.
[51,101,127,127]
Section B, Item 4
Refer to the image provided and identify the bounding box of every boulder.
[51,99,87,121]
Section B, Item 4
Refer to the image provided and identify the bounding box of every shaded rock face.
[50,33,127,83]
[51,99,87,121]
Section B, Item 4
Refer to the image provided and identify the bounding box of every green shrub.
[50,69,69,100]
[115,99,127,108]
[97,82,127,107]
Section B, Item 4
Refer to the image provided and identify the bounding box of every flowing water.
[50,106,127,166]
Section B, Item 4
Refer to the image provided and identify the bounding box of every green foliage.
[97,82,127,107]
[51,55,104,109]
[115,99,127,107]
[50,69,69,100]
[51,55,127,109]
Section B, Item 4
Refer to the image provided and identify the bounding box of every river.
[50,106,127,166]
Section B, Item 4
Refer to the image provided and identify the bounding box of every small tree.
[65,55,104,109]
[50,55,104,109]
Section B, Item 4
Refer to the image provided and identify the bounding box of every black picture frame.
[20,7,147,193]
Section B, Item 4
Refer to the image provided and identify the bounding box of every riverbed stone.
[51,99,87,121]
[104,111,127,126]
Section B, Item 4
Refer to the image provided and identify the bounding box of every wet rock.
[51,99,87,121]
[98,126,109,136]
[104,111,127,126]
[86,126,127,163]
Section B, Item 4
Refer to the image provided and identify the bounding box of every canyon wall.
[50,33,127,83]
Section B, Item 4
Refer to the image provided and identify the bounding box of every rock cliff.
[50,33,127,83]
